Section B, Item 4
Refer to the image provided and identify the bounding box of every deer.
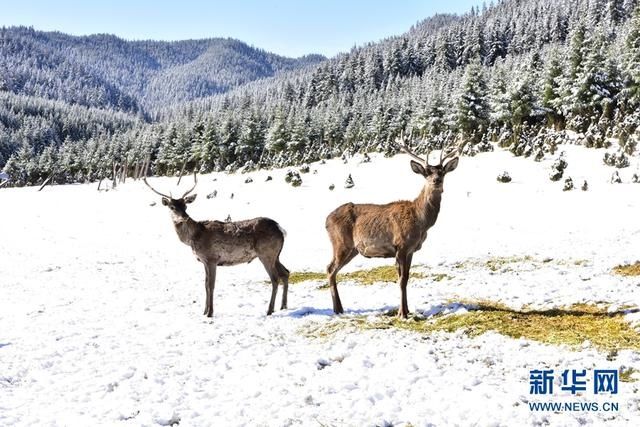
[325,136,463,318]
[144,173,290,318]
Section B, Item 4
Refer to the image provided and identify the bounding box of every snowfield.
[1,145,640,426]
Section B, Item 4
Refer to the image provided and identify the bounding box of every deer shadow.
[421,301,640,318]
[282,305,398,318]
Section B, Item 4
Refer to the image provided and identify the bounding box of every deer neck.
[414,184,443,229]
[170,211,198,245]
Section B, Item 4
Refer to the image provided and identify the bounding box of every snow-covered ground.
[1,145,640,426]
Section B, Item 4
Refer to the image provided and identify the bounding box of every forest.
[1,0,639,186]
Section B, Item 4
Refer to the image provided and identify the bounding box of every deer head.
[144,173,198,217]
[395,134,463,189]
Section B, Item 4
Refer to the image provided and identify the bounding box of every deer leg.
[205,263,217,318]
[260,257,280,316]
[203,262,211,316]
[327,248,357,314]
[277,261,289,310]
[396,252,413,319]
[266,272,279,316]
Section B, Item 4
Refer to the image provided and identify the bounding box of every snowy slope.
[1,146,639,426]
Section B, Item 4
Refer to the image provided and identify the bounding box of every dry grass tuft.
[613,261,640,277]
[288,265,442,285]
[300,302,640,352]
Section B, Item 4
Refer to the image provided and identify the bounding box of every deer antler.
[181,172,198,198]
[143,176,171,199]
[395,130,430,166]
[439,136,467,164]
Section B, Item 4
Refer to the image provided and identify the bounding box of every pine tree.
[457,60,489,141]
[622,5,640,108]
[542,49,563,124]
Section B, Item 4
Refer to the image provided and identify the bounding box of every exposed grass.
[485,255,534,272]
[288,271,326,284]
[613,261,640,277]
[620,367,638,383]
[453,256,590,272]
[287,265,451,285]
[418,303,640,352]
[300,302,640,352]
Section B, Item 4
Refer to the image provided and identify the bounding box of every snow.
[1,145,640,426]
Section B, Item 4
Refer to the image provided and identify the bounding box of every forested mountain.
[2,0,640,186]
[0,27,325,112]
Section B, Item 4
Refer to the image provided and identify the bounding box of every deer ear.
[161,197,170,206]
[410,160,426,176]
[443,157,459,173]
[184,194,197,204]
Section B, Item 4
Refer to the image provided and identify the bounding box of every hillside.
[0,27,325,112]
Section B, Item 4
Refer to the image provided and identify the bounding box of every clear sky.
[1,0,485,58]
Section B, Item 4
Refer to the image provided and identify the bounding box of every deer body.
[326,139,460,318]
[146,175,289,317]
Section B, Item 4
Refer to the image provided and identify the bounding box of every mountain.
[0,27,325,113]
[2,0,640,186]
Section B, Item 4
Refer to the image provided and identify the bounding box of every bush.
[290,175,302,187]
[611,171,622,184]
[563,177,574,191]
[344,174,355,188]
[581,180,588,191]
[299,164,310,174]
[632,173,639,183]
[265,175,272,182]
[496,171,512,183]
[244,177,253,183]
[603,152,630,168]
[329,183,335,191]
[284,169,300,184]
[206,190,217,199]
[549,152,568,182]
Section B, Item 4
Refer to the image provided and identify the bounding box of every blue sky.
[1,0,485,57]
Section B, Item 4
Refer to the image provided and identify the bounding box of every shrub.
[563,177,574,191]
[603,152,630,168]
[581,180,588,191]
[284,169,300,184]
[344,174,355,188]
[549,153,568,182]
[611,171,622,184]
[496,171,512,183]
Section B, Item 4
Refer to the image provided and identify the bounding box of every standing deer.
[144,173,290,317]
[325,137,463,318]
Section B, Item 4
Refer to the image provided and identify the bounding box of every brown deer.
[144,173,290,317]
[325,137,463,318]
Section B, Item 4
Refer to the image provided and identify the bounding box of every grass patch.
[453,256,590,272]
[288,271,326,284]
[287,265,448,285]
[613,261,640,277]
[485,255,534,271]
[419,304,640,351]
[300,302,640,352]
[620,367,638,383]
